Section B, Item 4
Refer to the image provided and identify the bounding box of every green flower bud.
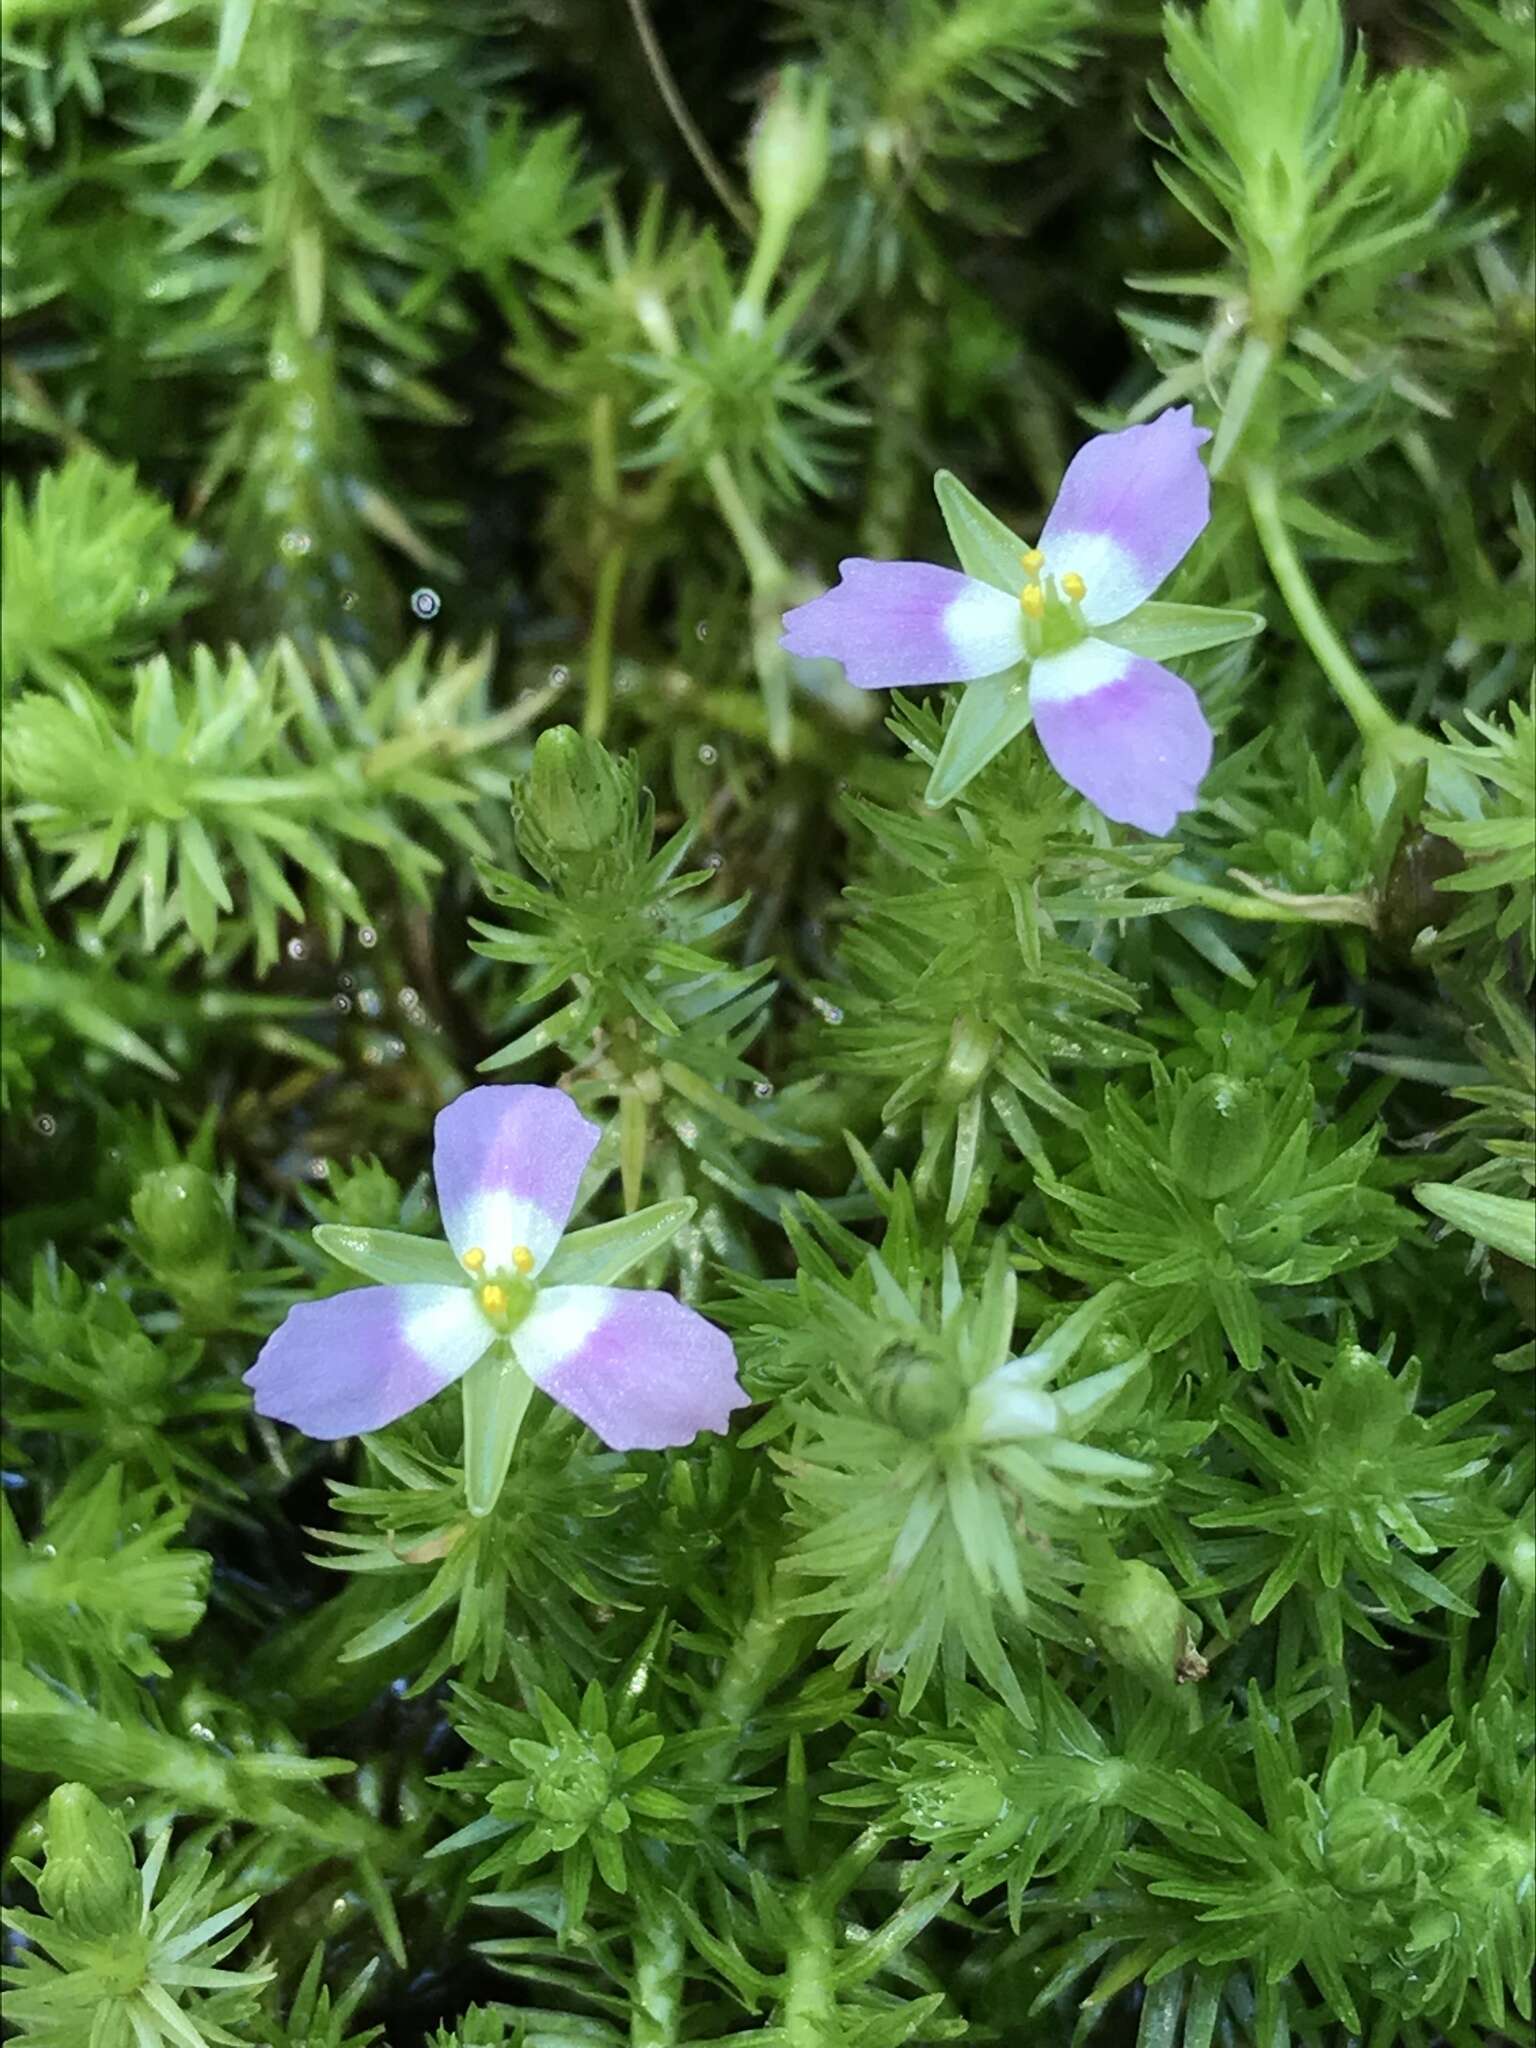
[935,1012,998,1104]
[1502,1523,1535,1598]
[131,1165,232,1267]
[1082,1559,1206,1692]
[521,726,626,857]
[904,1768,1006,1836]
[320,1155,405,1229]
[1170,1075,1268,1198]
[531,1749,612,1827]
[36,1785,141,1942]
[870,1343,967,1441]
[1323,1793,1432,1898]
[1355,69,1468,216]
[747,67,831,240]
[1316,1343,1400,1450]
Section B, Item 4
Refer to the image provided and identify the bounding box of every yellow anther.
[511,1244,535,1276]
[1020,583,1046,621]
[1020,547,1045,575]
[462,1246,486,1273]
[479,1282,508,1314]
[1061,571,1087,602]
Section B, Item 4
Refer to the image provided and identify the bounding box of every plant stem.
[630,1893,687,2048]
[585,394,626,739]
[780,1889,837,2043]
[584,543,627,741]
[1245,462,1397,747]
[1151,866,1325,924]
[636,1561,806,2033]
[705,453,783,594]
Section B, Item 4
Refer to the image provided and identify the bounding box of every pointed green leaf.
[313,1225,465,1286]
[462,1350,534,1519]
[540,1200,695,1286]
[923,673,1034,807]
[1416,1184,1535,1266]
[1096,602,1263,662]
[934,471,1028,593]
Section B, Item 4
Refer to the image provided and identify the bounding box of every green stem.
[734,214,791,329]
[584,394,625,739]
[1245,463,1397,746]
[584,542,628,741]
[704,453,784,593]
[1151,866,1337,924]
[698,1565,801,1786]
[780,1888,837,2042]
[637,1563,805,2031]
[630,1892,687,2048]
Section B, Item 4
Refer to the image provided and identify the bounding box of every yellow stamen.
[479,1282,508,1314]
[1020,547,1045,575]
[462,1246,486,1273]
[1020,584,1046,621]
[1061,571,1087,602]
[511,1244,535,1276]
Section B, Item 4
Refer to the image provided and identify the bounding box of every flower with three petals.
[781,408,1230,833]
[246,1085,748,1455]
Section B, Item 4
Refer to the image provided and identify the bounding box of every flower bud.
[320,1155,405,1229]
[1082,1558,1206,1692]
[131,1165,232,1267]
[870,1343,967,1441]
[35,1784,140,1941]
[904,1768,1005,1836]
[1355,69,1468,216]
[1324,1793,1430,1898]
[747,67,831,241]
[935,1012,998,1104]
[1501,1522,1534,1598]
[1170,1075,1268,1198]
[521,726,626,858]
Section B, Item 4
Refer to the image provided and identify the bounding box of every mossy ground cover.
[1,1,1533,2043]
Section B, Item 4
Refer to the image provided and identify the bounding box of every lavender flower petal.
[1038,407,1212,626]
[512,1285,749,1451]
[244,1284,491,1438]
[780,559,1025,689]
[1029,640,1212,834]
[433,1085,600,1276]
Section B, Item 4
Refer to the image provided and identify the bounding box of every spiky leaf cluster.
[2,1789,273,2048]
[1040,1066,1407,1371]
[473,728,803,1214]
[728,1185,1157,1709]
[430,1633,695,1931]
[1193,1336,1504,1656]
[815,719,1161,1218]
[5,635,518,967]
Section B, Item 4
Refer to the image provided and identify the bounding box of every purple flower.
[245,1086,748,1453]
[780,409,1216,833]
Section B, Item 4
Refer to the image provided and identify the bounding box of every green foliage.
[1131,1701,1533,2037]
[1,1255,248,1498]
[817,714,1160,1219]
[430,1631,696,1931]
[473,726,800,1217]
[1,1468,210,1683]
[1428,690,1536,964]
[2,1788,273,2047]
[0,452,190,691]
[728,1189,1154,1710]
[5,635,518,968]
[1039,1066,1406,1372]
[1193,1334,1504,1656]
[3,0,1532,2039]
